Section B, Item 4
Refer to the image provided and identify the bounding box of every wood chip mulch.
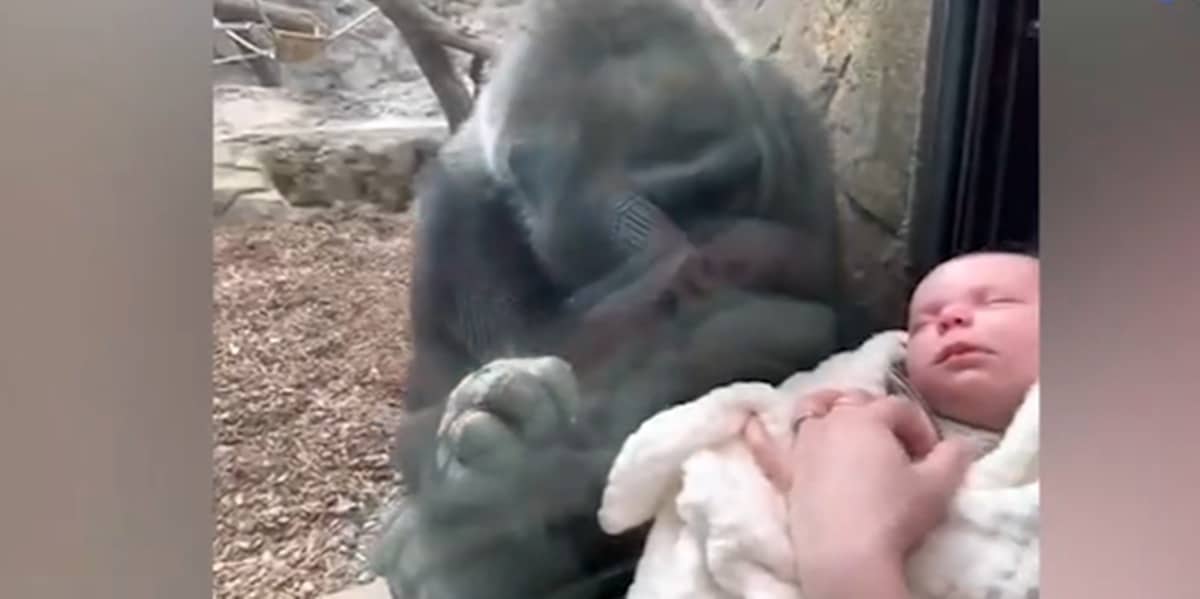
[213,208,415,599]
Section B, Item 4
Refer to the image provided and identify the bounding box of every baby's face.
[905,253,1039,431]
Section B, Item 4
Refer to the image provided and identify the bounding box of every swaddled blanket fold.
[597,331,1039,599]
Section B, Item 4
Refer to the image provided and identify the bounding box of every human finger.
[743,416,792,490]
[862,395,941,459]
[833,388,880,407]
[796,388,874,419]
[796,388,843,418]
[913,437,976,501]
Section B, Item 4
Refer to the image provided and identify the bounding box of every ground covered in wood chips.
[213,208,415,599]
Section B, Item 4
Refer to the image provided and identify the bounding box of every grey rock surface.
[711,0,934,327]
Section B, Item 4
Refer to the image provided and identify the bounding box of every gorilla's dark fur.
[369,1,857,598]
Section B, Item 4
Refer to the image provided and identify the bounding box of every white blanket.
[597,331,1039,599]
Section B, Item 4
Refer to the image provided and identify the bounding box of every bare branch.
[365,0,495,131]
[427,24,495,59]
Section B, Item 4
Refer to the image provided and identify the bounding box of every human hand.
[745,388,879,491]
[743,392,975,597]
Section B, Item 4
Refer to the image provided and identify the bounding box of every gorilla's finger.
[672,251,724,302]
[405,527,587,599]
[422,469,529,523]
[394,513,528,582]
[371,499,523,596]
[477,358,581,439]
[378,478,596,599]
[444,410,525,472]
[437,357,581,477]
[366,499,421,576]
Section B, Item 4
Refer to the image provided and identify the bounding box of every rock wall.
[710,0,934,328]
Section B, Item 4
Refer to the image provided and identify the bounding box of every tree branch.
[365,0,494,131]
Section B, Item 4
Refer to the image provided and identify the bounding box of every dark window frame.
[909,0,1040,279]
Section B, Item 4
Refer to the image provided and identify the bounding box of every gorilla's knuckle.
[451,410,518,455]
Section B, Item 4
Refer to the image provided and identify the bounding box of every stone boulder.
[254,125,443,211]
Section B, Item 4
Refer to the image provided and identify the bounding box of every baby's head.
[904,251,1039,431]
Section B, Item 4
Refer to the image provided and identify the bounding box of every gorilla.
[368,1,861,597]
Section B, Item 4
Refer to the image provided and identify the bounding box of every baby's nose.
[937,304,973,331]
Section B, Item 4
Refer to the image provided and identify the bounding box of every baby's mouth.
[934,341,992,365]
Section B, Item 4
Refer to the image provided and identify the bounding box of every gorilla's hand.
[371,357,622,599]
[433,356,582,484]
[669,249,725,304]
[664,219,837,308]
[683,218,839,302]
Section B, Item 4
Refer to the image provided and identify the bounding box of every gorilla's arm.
[505,142,699,316]
[625,130,763,211]
[565,213,842,340]
[391,147,570,489]
[392,151,712,488]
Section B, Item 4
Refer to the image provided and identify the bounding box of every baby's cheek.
[903,351,919,376]
[906,362,948,414]
[905,363,933,397]
[904,342,944,390]
[904,338,931,372]
[999,318,1039,369]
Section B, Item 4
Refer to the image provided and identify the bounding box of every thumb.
[913,437,975,500]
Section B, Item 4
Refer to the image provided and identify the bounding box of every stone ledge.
[213,119,447,226]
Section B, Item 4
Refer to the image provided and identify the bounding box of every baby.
[896,250,1039,450]
[596,251,1040,599]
